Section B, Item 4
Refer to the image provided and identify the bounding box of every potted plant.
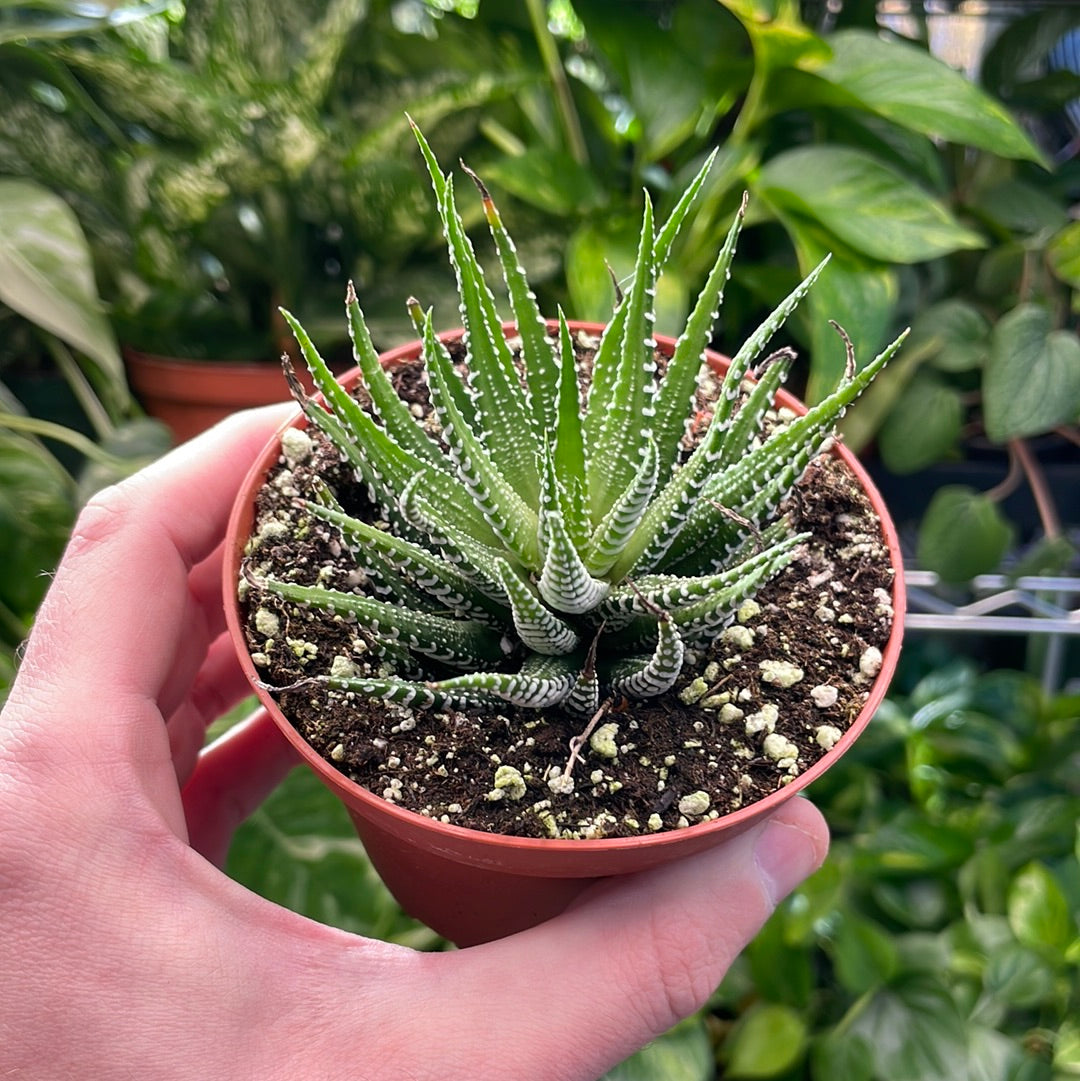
[224,126,907,947]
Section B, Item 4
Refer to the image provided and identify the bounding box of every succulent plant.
[251,122,905,717]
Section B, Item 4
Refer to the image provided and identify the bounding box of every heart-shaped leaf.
[984,304,1080,442]
[917,486,1013,582]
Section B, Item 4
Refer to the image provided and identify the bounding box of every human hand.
[0,407,828,1081]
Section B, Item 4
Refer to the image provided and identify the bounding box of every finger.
[155,541,233,721]
[167,632,257,787]
[413,799,829,1079]
[181,710,300,865]
[8,404,294,747]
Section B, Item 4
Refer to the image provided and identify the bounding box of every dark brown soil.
[238,339,895,839]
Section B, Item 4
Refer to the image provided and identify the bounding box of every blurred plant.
[832,4,1080,582]
[440,0,1042,406]
[708,659,1080,1081]
[0,178,169,700]
[0,0,529,359]
[456,0,1074,584]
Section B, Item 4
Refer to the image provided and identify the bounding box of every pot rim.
[224,320,905,856]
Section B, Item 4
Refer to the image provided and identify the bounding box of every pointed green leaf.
[607,412,731,580]
[671,538,801,644]
[585,192,659,521]
[671,329,907,571]
[653,195,746,479]
[342,285,449,472]
[282,308,492,542]
[494,560,580,656]
[305,500,506,625]
[717,347,796,468]
[652,148,718,271]
[433,654,580,708]
[553,309,589,514]
[255,575,506,669]
[398,475,514,603]
[413,123,539,501]
[464,162,560,437]
[607,615,685,699]
[583,437,659,576]
[713,256,831,433]
[602,533,805,625]
[422,312,540,567]
[313,674,481,711]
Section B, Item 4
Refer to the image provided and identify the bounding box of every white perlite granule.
[810,684,839,709]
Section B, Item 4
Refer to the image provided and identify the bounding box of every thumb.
[422,797,828,1080]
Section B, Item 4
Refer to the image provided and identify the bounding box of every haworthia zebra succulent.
[248,122,906,715]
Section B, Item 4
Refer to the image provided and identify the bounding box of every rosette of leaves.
[252,124,906,717]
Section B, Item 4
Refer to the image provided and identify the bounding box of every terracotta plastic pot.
[125,348,316,444]
[224,322,905,947]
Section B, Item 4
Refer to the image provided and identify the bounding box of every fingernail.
[753,813,824,906]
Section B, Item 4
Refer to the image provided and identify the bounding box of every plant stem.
[525,0,587,166]
[0,414,130,472]
[45,337,115,441]
[1009,438,1061,539]
[983,443,1023,504]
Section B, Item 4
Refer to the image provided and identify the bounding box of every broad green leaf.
[969,179,1068,238]
[827,915,900,995]
[1008,862,1075,955]
[818,30,1045,164]
[985,943,1059,1008]
[725,1003,808,1079]
[857,812,975,874]
[848,978,969,1081]
[747,910,814,1008]
[1054,1019,1080,1076]
[784,215,899,404]
[565,218,639,323]
[981,6,1080,103]
[912,299,992,374]
[984,305,1080,442]
[810,1030,873,1081]
[0,179,123,385]
[0,1,167,44]
[479,149,603,217]
[871,880,950,930]
[575,3,718,163]
[966,1026,1027,1081]
[917,486,1013,583]
[1047,221,1080,289]
[878,374,963,474]
[758,146,985,263]
[1031,549,1079,613]
[601,1016,713,1081]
